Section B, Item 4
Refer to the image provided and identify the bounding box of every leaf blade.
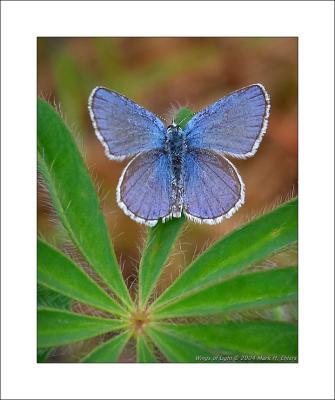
[148,321,297,362]
[83,331,131,362]
[37,283,71,310]
[139,217,184,307]
[37,308,126,348]
[152,198,298,309]
[146,324,213,363]
[136,335,157,363]
[38,239,127,317]
[37,98,132,308]
[151,267,297,319]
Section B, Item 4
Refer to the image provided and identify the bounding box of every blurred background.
[37,37,297,305]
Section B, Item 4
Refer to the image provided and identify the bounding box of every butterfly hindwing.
[89,87,166,160]
[117,150,173,226]
[182,148,245,223]
[184,84,270,158]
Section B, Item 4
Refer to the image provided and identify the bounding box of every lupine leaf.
[147,324,213,363]
[38,308,126,348]
[37,283,71,310]
[151,267,297,319]
[83,331,131,362]
[150,321,297,361]
[38,240,127,317]
[136,335,157,363]
[139,217,185,307]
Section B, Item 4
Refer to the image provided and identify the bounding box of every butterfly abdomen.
[166,125,186,218]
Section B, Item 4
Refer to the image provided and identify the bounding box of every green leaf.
[38,240,127,317]
[37,98,132,309]
[37,284,71,362]
[147,321,297,362]
[151,267,297,319]
[147,325,213,363]
[152,198,298,309]
[38,284,71,310]
[83,331,131,362]
[38,308,126,348]
[136,335,157,363]
[139,217,185,307]
[174,108,194,128]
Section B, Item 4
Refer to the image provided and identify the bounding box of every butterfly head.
[167,120,182,136]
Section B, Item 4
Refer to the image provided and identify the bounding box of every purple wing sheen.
[182,148,244,224]
[184,84,270,158]
[89,87,166,160]
[117,150,173,226]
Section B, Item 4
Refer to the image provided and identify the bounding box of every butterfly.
[88,84,270,227]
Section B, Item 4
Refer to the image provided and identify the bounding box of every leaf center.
[130,309,151,336]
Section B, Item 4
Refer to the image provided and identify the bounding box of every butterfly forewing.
[184,84,270,158]
[89,87,166,160]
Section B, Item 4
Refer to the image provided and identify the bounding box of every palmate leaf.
[38,308,126,348]
[151,198,298,310]
[37,98,132,309]
[151,267,297,319]
[147,321,297,362]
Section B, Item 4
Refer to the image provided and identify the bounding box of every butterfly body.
[89,84,270,226]
[165,123,186,218]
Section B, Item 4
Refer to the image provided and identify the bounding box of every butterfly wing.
[89,87,166,160]
[184,84,270,158]
[117,150,173,226]
[182,148,244,224]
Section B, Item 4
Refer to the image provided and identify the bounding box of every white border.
[1,1,334,400]
[240,83,271,159]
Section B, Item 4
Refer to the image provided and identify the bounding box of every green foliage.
[38,240,126,317]
[136,335,157,363]
[37,309,126,348]
[151,267,297,319]
[83,331,132,363]
[147,321,297,362]
[37,99,298,363]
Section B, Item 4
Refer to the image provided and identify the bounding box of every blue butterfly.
[88,84,270,226]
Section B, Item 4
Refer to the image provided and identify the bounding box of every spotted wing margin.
[182,148,245,224]
[89,87,166,160]
[184,84,270,159]
[117,150,173,227]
